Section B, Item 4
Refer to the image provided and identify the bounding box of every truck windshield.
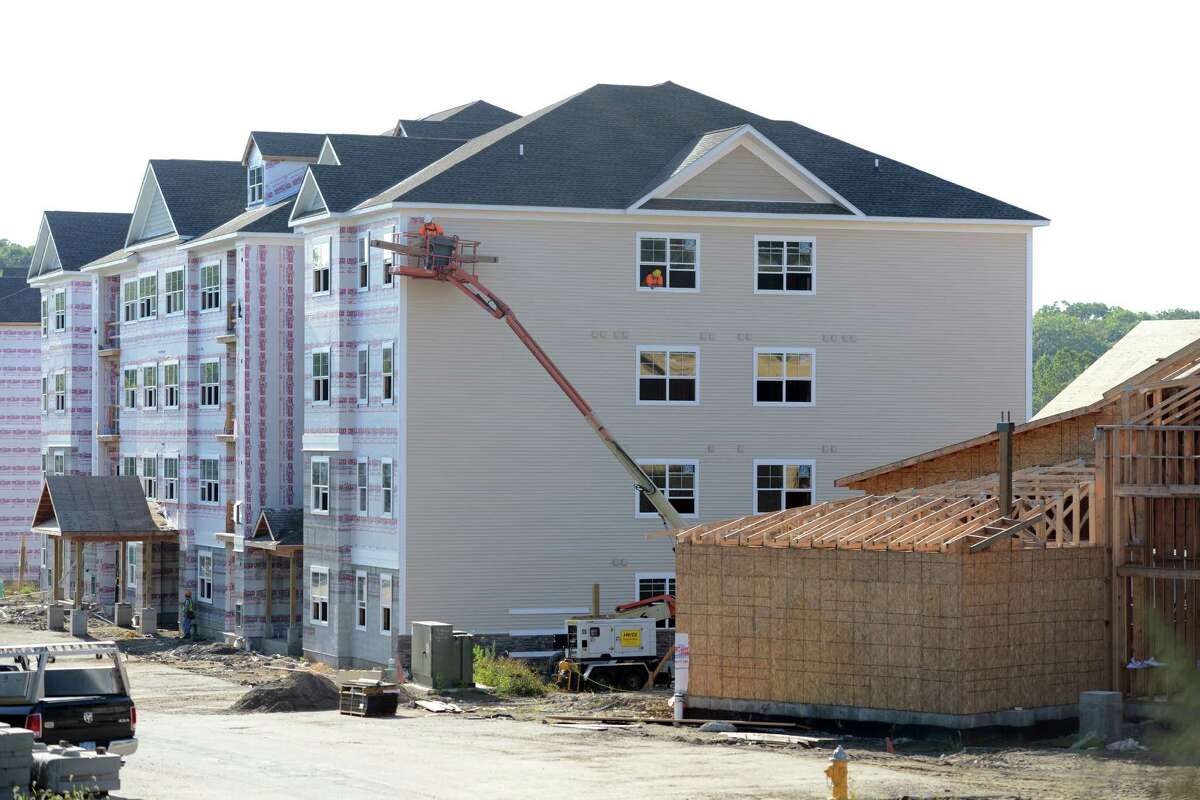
[43,667,121,697]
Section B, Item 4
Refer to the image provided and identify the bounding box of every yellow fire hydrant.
[824,745,850,800]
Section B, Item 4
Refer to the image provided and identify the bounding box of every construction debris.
[717,732,834,747]
[697,720,737,733]
[231,671,339,713]
[415,699,463,714]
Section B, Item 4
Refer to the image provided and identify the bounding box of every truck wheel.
[622,668,646,691]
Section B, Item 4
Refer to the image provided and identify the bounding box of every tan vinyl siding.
[404,217,1029,633]
[668,146,818,202]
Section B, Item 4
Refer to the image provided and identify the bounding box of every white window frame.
[125,543,138,590]
[199,261,221,313]
[141,454,157,499]
[381,458,394,519]
[635,346,699,406]
[752,347,816,407]
[357,234,370,292]
[41,374,48,414]
[162,455,180,502]
[137,273,157,320]
[164,268,185,315]
[53,289,65,331]
[247,165,264,205]
[310,236,331,296]
[197,550,213,604]
[142,363,158,410]
[163,361,180,409]
[121,456,137,479]
[40,296,48,337]
[200,359,220,407]
[53,370,66,413]
[635,232,700,293]
[381,341,394,405]
[634,459,699,520]
[378,225,396,287]
[310,457,330,515]
[634,572,677,629]
[311,348,331,405]
[52,451,66,476]
[752,235,816,295]
[122,279,138,324]
[199,457,220,505]
[356,458,368,517]
[379,574,393,634]
[357,346,369,405]
[123,367,138,410]
[752,459,816,514]
[355,570,368,631]
[309,566,329,625]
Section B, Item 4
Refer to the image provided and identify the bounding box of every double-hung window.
[198,551,213,603]
[126,543,138,590]
[378,226,395,287]
[53,290,65,331]
[142,364,158,410]
[357,347,369,404]
[637,347,698,404]
[138,274,157,320]
[310,567,329,624]
[755,237,814,293]
[310,458,329,514]
[754,349,814,405]
[636,574,677,628]
[637,234,698,291]
[40,297,48,337]
[163,363,179,409]
[121,456,137,478]
[381,341,394,404]
[754,461,814,513]
[636,460,698,518]
[247,165,264,204]
[356,459,368,516]
[124,368,138,409]
[311,349,330,404]
[53,371,66,412]
[141,456,157,499]
[357,235,370,291]
[164,269,185,315]
[311,238,331,295]
[162,456,179,501]
[200,360,220,407]
[379,574,393,634]
[122,280,138,323]
[355,571,368,630]
[52,452,66,476]
[41,375,48,414]
[200,263,221,311]
[199,458,220,504]
[381,459,393,518]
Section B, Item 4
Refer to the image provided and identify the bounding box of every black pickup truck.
[0,641,137,757]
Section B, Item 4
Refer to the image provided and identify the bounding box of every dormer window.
[247,165,264,204]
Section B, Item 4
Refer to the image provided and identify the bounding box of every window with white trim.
[200,263,221,311]
[126,543,138,590]
[636,573,677,628]
[53,371,65,412]
[198,551,213,603]
[122,280,137,323]
[200,360,220,407]
[754,349,814,405]
[311,349,330,404]
[52,451,65,476]
[247,165,264,205]
[142,364,158,410]
[141,456,157,499]
[311,237,331,295]
[357,234,370,291]
[121,456,137,478]
[637,347,698,404]
[637,234,697,291]
[164,363,179,409]
[53,290,65,331]
[379,226,395,287]
[357,347,369,404]
[41,375,48,414]
[754,461,815,513]
[310,566,329,624]
[199,458,220,504]
[755,237,814,293]
[164,268,185,315]
[355,571,368,630]
[40,297,48,337]
[124,368,138,409]
[138,274,157,320]
[356,459,368,516]
[310,458,329,514]
[381,341,394,404]
[381,459,393,518]
[162,456,179,501]
[636,460,698,518]
[379,574,393,634]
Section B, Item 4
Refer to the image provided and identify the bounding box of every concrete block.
[1079,690,1123,742]
[137,608,157,634]
[114,602,134,627]
[32,746,121,794]
[46,603,65,631]
[68,608,88,637]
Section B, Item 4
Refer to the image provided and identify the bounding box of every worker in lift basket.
[416,215,445,269]
[182,589,196,640]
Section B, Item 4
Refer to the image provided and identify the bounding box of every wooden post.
[17,538,26,592]
[73,540,84,610]
[997,419,1015,518]
[592,583,600,617]
[142,538,153,610]
[288,556,297,625]
[116,542,125,600]
[265,553,274,633]
[52,538,63,602]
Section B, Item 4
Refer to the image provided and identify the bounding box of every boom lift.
[372,228,686,531]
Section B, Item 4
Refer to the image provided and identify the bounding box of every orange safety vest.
[418,221,444,239]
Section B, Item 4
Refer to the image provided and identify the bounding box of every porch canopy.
[247,508,303,555]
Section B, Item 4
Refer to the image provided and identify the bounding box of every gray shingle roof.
[421,100,520,126]
[394,82,1044,221]
[249,131,327,161]
[640,199,851,215]
[0,275,40,323]
[252,508,303,548]
[188,201,296,245]
[34,211,131,278]
[146,160,248,241]
[394,119,498,141]
[304,135,462,214]
[33,476,172,536]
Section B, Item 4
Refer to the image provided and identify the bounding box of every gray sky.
[3,1,1195,310]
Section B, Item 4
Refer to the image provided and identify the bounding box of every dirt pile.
[231,671,340,713]
[121,636,327,686]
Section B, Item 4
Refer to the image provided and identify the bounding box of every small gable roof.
[0,275,39,323]
[250,508,303,549]
[244,131,327,165]
[127,160,247,246]
[28,211,131,279]
[31,476,176,539]
[393,119,497,141]
[421,100,520,126]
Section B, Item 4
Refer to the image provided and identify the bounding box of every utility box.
[452,631,474,687]
[412,621,472,689]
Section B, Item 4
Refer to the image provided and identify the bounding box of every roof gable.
[421,100,520,126]
[31,476,173,537]
[127,160,247,245]
[126,164,177,245]
[242,131,327,165]
[29,211,132,279]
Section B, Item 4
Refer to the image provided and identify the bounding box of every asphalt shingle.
[305,136,462,213]
[148,160,248,240]
[249,131,327,161]
[0,274,40,323]
[36,211,131,277]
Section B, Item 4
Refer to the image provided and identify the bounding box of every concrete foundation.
[1079,690,1123,742]
[137,607,157,635]
[68,609,88,637]
[46,604,65,632]
[113,602,133,627]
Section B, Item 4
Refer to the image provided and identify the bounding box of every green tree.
[0,238,33,275]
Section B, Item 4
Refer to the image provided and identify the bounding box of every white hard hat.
[423,215,434,224]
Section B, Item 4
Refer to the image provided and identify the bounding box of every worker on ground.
[181,589,196,640]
